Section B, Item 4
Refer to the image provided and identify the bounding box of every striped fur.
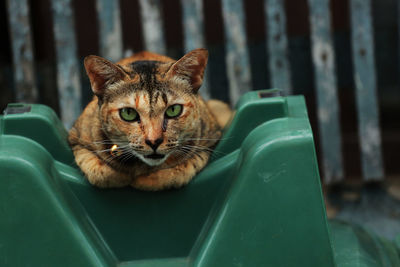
[68,49,231,190]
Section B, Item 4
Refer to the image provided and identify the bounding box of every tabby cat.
[68,49,231,191]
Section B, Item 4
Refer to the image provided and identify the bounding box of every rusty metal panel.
[181,0,210,99]
[308,0,344,183]
[96,0,123,62]
[6,0,38,103]
[350,0,384,180]
[264,0,292,95]
[51,0,82,129]
[221,0,252,104]
[138,0,166,55]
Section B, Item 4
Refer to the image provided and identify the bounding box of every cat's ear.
[84,55,127,96]
[166,48,208,93]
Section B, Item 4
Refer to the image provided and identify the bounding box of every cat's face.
[98,82,201,166]
[84,49,208,166]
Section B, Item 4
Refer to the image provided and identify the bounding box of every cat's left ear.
[166,48,208,93]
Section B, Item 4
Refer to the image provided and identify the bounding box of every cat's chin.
[137,153,167,166]
[128,149,168,166]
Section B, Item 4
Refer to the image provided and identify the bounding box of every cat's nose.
[145,138,163,151]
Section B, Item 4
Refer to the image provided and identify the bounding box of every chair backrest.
[4,0,391,183]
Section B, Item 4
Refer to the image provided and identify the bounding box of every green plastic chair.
[0,90,398,266]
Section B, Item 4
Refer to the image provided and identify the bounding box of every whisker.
[91,143,131,154]
[119,151,134,164]
[180,144,226,159]
[179,136,231,141]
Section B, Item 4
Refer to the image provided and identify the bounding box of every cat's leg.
[131,151,210,191]
[206,100,232,128]
[72,145,133,188]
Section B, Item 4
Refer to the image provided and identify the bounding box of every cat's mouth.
[144,153,165,159]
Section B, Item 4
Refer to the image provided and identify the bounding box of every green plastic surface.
[0,90,398,266]
[330,220,400,267]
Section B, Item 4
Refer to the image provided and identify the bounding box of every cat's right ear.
[84,55,127,96]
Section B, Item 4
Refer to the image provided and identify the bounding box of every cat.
[68,49,231,191]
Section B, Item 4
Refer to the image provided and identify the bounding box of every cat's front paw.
[131,171,192,191]
[86,172,132,188]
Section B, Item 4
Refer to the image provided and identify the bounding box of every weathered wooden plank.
[138,0,166,55]
[6,0,38,103]
[181,0,210,99]
[307,0,344,183]
[264,0,292,95]
[96,0,123,61]
[221,0,252,104]
[51,0,82,129]
[350,0,384,180]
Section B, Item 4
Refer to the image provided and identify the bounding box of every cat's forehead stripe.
[104,59,185,103]
[161,92,168,105]
[151,91,160,107]
[130,60,161,75]
[135,95,139,109]
[104,60,182,107]
[132,92,150,114]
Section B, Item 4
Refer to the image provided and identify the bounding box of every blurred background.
[0,0,399,238]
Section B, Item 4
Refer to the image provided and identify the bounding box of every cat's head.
[84,49,208,166]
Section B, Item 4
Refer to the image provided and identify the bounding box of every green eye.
[165,104,183,118]
[119,108,139,122]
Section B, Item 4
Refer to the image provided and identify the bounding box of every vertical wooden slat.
[181,0,210,99]
[307,0,344,183]
[96,0,123,61]
[350,0,384,180]
[6,0,38,103]
[264,0,292,95]
[138,0,166,54]
[51,0,82,129]
[221,0,252,104]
